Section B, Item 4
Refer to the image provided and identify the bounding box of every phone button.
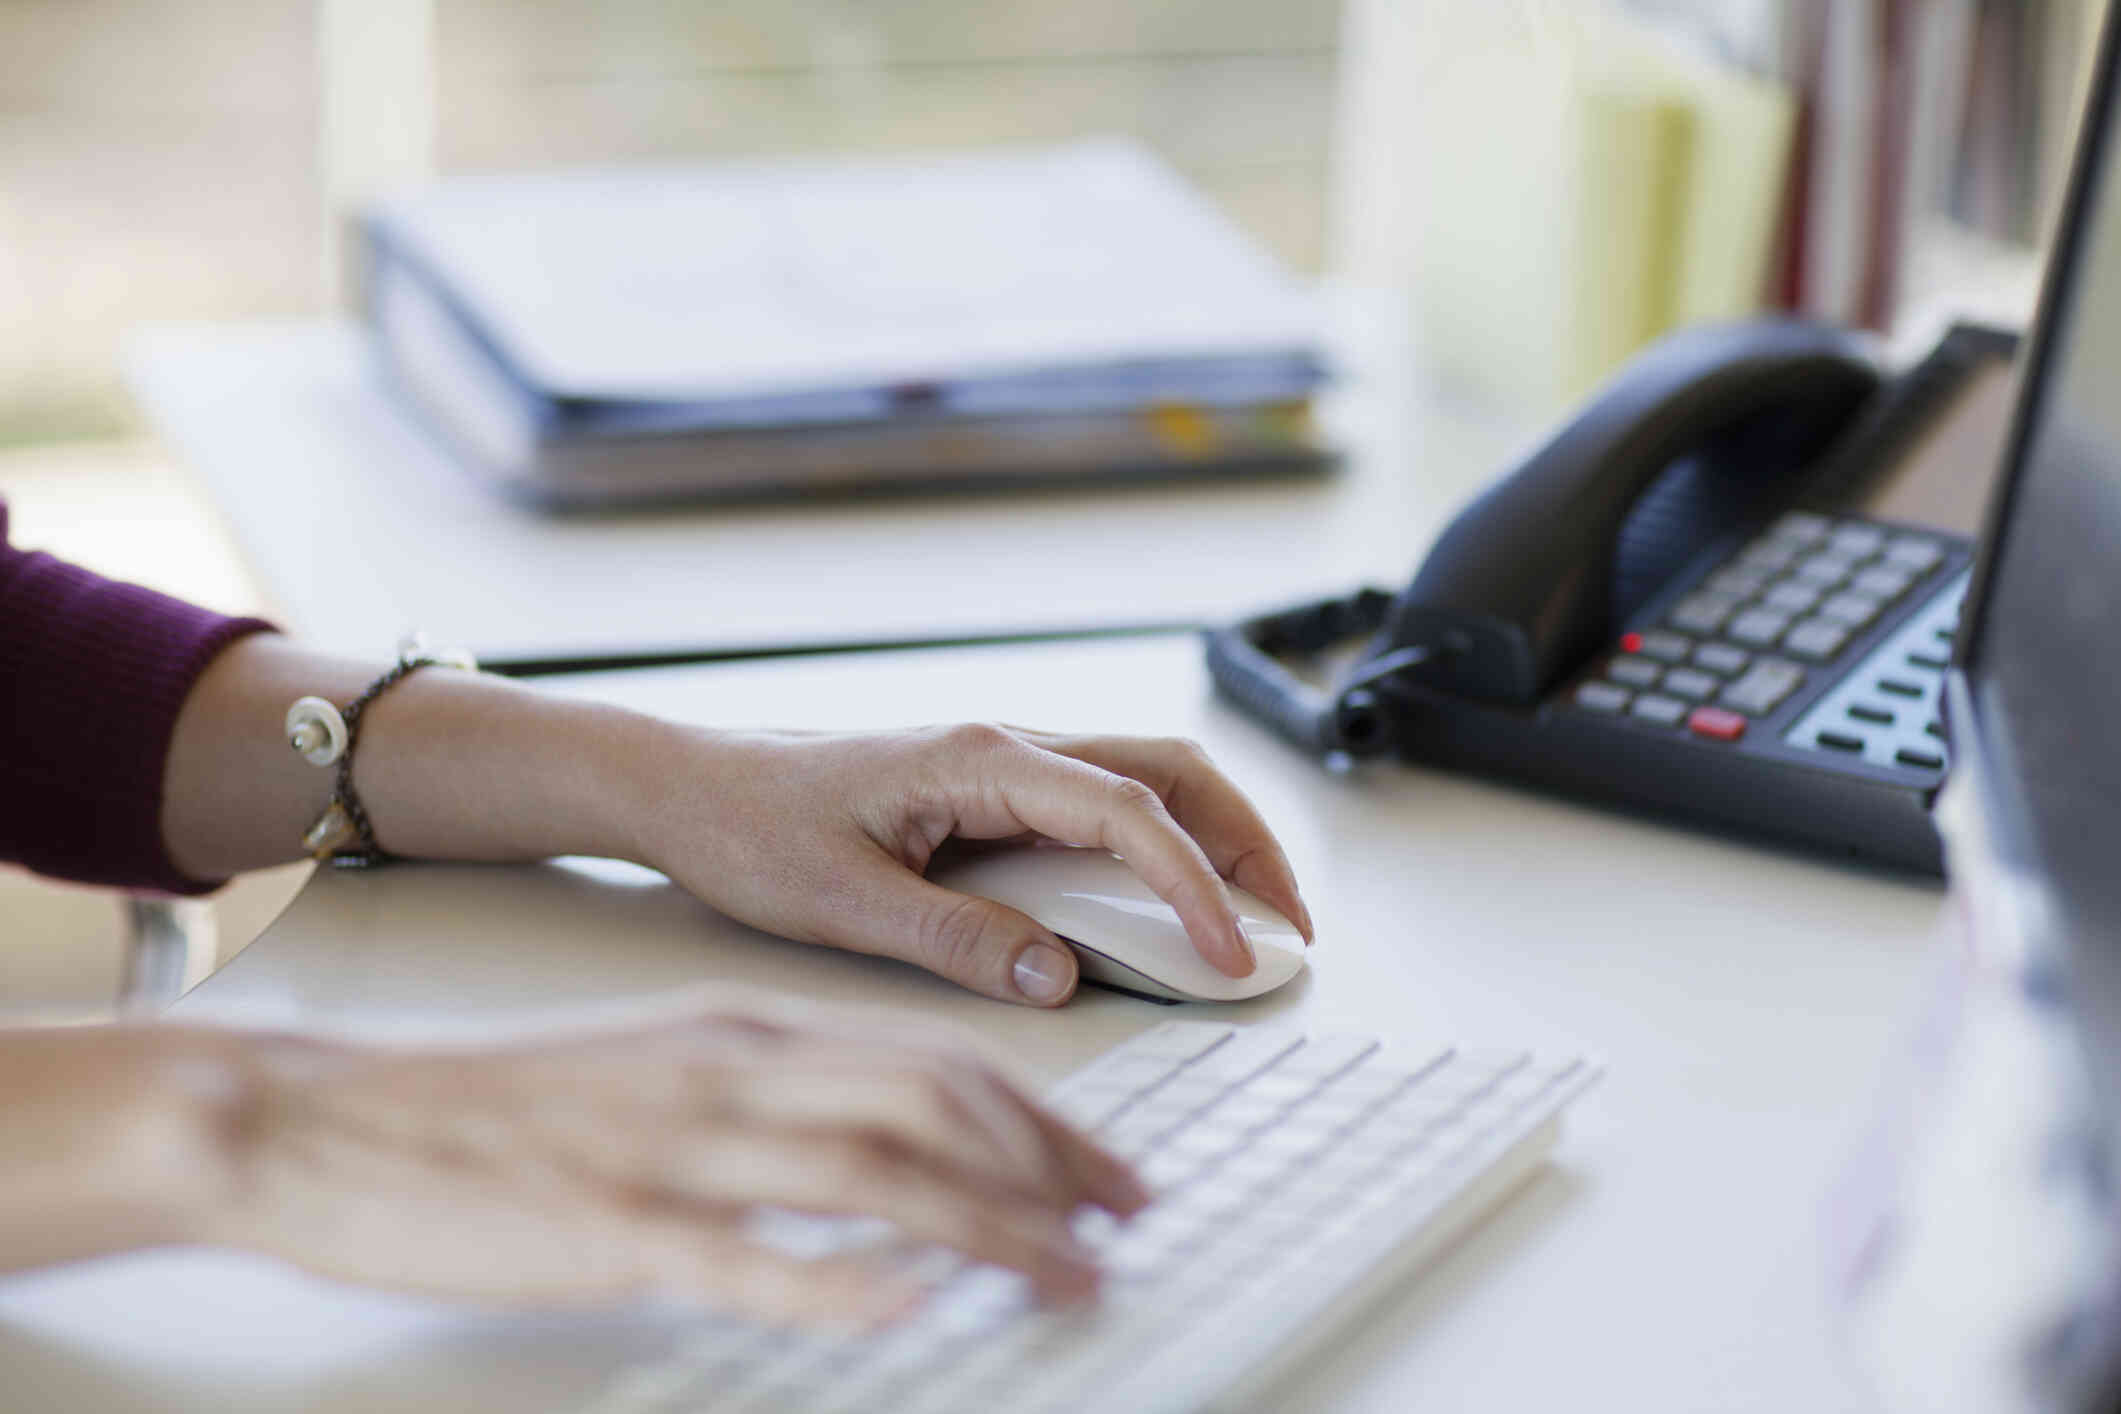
[1629,694,1688,726]
[1852,566,1915,600]
[1574,682,1632,713]
[1783,619,1850,661]
[1686,707,1747,742]
[1721,659,1806,714]
[1693,643,1750,675]
[1816,591,1885,629]
[1607,656,1663,688]
[1727,609,1792,647]
[1661,667,1720,701]
[1828,524,1887,557]
[1771,511,1834,544]
[1884,536,1946,572]
[1670,593,1741,635]
[1631,630,1693,662]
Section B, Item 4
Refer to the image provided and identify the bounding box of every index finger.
[1012,732,1314,942]
[979,747,1258,977]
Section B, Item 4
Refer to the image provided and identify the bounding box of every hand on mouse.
[623,723,1315,1006]
[158,641,1308,1007]
[143,994,1148,1320]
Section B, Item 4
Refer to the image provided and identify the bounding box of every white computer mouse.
[927,846,1308,1003]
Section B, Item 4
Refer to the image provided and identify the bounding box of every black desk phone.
[1207,318,2019,874]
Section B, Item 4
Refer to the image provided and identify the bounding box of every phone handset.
[1207,319,1883,757]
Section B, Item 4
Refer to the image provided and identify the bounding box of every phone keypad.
[1565,511,1966,771]
[1783,574,1966,770]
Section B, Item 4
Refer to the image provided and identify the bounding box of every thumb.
[843,860,1080,1007]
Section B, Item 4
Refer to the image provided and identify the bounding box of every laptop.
[1838,9,2121,1410]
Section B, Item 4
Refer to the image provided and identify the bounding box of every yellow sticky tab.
[1146,402,1219,458]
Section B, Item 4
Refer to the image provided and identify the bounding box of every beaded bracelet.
[285,635,477,869]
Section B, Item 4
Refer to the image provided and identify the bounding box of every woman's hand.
[158,637,1309,1007]
[619,724,1314,1007]
[189,998,1147,1322]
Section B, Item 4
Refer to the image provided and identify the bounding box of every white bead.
[285,696,348,767]
[396,631,476,673]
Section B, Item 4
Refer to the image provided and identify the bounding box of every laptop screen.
[1959,14,2121,945]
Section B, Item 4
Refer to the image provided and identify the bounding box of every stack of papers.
[363,141,1332,508]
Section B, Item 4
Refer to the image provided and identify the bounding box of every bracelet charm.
[285,696,348,766]
[287,636,478,868]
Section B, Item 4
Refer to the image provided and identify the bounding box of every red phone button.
[1688,707,1747,742]
[1619,631,1644,654]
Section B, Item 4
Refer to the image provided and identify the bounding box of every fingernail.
[1228,919,1257,976]
[1013,943,1073,1004]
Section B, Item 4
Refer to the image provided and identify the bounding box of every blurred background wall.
[0,0,1340,448]
[0,1,320,444]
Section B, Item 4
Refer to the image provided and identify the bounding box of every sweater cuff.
[0,537,277,895]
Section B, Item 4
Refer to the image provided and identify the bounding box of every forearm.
[0,1025,250,1274]
[160,636,668,879]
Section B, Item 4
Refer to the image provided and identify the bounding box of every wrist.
[581,709,727,872]
[0,1025,326,1266]
[155,1026,342,1251]
[461,688,700,868]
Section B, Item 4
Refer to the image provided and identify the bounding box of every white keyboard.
[585,1022,1597,1414]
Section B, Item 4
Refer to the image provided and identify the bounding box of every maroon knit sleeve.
[0,502,276,894]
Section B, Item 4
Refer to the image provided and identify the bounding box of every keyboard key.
[1878,677,1925,698]
[1607,656,1663,688]
[1686,706,1747,742]
[1852,566,1914,600]
[1762,581,1822,614]
[1184,1028,1307,1085]
[1720,658,1805,715]
[1629,693,1687,726]
[1783,618,1849,661]
[1632,630,1693,662]
[1693,642,1750,675]
[1816,591,1884,629]
[1273,1034,1387,1081]
[1669,593,1741,635]
[1574,682,1630,713]
[1827,524,1886,557]
[1771,510,1833,543]
[1661,667,1719,701]
[1128,1022,1237,1063]
[1817,730,1867,752]
[1907,649,1950,671]
[1727,608,1791,647]
[1895,746,1945,770]
[1847,703,1895,725]
[1883,535,1945,571]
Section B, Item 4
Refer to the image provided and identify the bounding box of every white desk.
[0,635,1943,1412]
[124,318,1522,664]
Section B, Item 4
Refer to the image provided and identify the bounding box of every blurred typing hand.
[190,997,1148,1320]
